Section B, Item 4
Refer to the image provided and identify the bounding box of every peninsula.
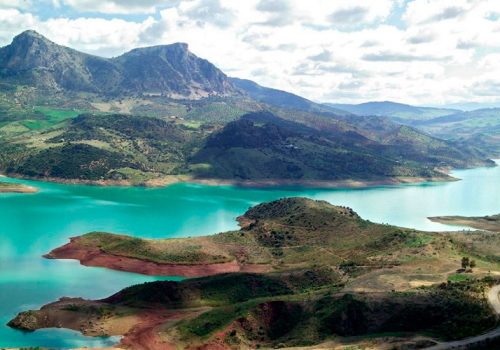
[429,214,500,232]
[10,198,500,349]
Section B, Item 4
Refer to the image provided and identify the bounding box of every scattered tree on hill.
[461,257,470,270]
[460,257,476,272]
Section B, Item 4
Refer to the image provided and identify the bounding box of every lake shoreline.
[1,172,459,190]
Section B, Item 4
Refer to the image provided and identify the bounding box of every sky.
[1,0,500,106]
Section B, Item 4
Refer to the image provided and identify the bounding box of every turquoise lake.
[0,162,498,348]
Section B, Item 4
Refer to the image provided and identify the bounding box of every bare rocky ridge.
[0,30,238,99]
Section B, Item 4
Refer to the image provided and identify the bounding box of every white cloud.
[0,0,500,105]
[403,0,470,25]
[0,0,31,10]
[0,9,36,44]
[60,0,170,14]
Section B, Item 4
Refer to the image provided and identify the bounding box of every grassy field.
[20,106,87,130]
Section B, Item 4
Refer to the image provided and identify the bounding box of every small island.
[10,198,500,349]
[429,214,500,232]
[0,181,37,193]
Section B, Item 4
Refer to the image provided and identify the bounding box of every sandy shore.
[44,236,270,277]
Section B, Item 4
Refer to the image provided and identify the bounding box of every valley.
[0,27,498,350]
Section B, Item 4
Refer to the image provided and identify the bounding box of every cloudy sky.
[1,0,500,106]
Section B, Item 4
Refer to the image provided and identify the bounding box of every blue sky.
[1,0,500,106]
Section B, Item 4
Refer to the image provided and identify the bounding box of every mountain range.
[327,101,499,156]
[0,31,495,185]
[326,101,459,122]
[0,30,237,99]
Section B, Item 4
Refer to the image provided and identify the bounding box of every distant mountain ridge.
[327,101,459,122]
[0,30,238,99]
[230,77,350,115]
[326,101,499,156]
[413,108,500,156]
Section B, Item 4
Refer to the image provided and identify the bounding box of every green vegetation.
[68,198,448,273]
[20,107,86,130]
[0,30,494,184]
[448,273,473,283]
[110,273,499,347]
[11,198,500,349]
[415,108,500,157]
[2,113,204,183]
[326,102,500,157]
[60,198,500,284]
[2,29,499,350]
[2,110,491,184]
[80,232,232,265]
[191,112,490,181]
[11,274,496,348]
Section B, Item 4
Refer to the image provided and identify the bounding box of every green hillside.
[0,111,492,184]
[416,108,500,156]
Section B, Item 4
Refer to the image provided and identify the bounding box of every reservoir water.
[0,162,498,347]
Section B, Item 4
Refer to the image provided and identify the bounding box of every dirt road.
[424,285,500,349]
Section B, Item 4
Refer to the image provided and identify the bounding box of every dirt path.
[424,285,500,350]
[118,307,210,350]
[118,310,177,350]
[488,285,500,314]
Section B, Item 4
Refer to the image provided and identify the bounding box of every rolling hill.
[1,111,493,184]
[415,108,500,156]
[191,112,491,181]
[326,102,499,157]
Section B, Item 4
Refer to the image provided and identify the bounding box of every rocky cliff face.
[0,30,238,99]
[115,43,236,98]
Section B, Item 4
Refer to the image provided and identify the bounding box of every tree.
[470,260,476,270]
[461,257,470,270]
